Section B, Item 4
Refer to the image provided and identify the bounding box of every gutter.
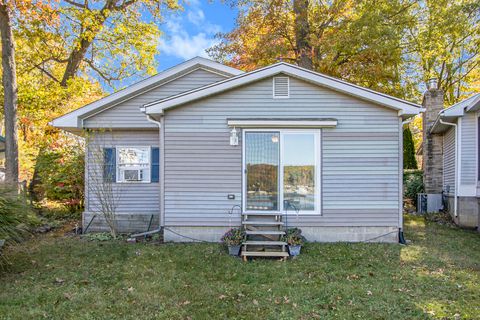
[131,115,163,238]
[439,112,458,217]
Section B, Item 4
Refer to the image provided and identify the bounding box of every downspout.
[130,115,162,238]
[439,114,458,217]
[399,117,414,244]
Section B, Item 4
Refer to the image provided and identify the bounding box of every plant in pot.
[282,228,306,256]
[221,228,245,256]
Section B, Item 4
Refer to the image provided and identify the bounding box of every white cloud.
[159,2,222,60]
[187,8,205,26]
[160,32,219,59]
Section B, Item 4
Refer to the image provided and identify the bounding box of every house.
[428,91,480,228]
[51,57,423,245]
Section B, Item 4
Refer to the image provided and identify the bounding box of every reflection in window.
[283,134,315,211]
[245,132,279,211]
[117,147,150,183]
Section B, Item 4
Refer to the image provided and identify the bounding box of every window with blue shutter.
[103,147,116,182]
[151,147,160,183]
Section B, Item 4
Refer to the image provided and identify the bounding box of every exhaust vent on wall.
[273,76,289,99]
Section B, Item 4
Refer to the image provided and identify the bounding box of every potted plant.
[221,228,245,256]
[282,228,306,256]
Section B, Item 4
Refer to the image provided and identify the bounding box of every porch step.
[245,230,285,235]
[242,221,284,226]
[243,241,286,246]
[241,251,289,257]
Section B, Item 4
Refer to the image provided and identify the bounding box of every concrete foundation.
[82,212,159,233]
[164,226,231,242]
[164,226,399,243]
[446,196,479,228]
[300,226,399,243]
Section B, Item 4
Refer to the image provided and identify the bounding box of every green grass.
[1,215,479,319]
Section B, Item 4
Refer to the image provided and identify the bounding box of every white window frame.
[116,146,151,183]
[242,128,322,215]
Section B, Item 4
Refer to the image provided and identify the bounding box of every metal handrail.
[283,200,299,231]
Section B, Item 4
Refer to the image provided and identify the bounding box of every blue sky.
[156,0,238,71]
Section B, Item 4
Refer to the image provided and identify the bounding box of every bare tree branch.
[33,63,60,83]
[64,0,88,9]
[84,58,120,84]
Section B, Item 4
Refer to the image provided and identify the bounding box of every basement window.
[273,76,289,99]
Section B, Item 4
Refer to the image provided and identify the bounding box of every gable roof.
[431,93,480,133]
[50,57,243,131]
[142,62,423,117]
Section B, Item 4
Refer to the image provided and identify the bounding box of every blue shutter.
[151,147,160,183]
[103,148,116,182]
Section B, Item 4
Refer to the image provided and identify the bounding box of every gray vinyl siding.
[163,76,400,227]
[85,130,160,216]
[83,68,227,128]
[443,126,456,195]
[460,112,477,186]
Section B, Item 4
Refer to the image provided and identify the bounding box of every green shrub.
[403,127,418,169]
[35,140,84,212]
[0,187,36,245]
[404,170,424,206]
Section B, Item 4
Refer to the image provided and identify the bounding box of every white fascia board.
[227,119,338,128]
[50,57,243,129]
[431,94,480,133]
[144,63,422,115]
[465,94,480,112]
[442,93,480,117]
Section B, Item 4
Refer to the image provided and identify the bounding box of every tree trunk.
[60,0,135,87]
[0,2,18,184]
[60,38,93,87]
[293,0,312,70]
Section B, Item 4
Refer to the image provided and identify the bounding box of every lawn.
[1,215,479,320]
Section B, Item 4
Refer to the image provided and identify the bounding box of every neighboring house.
[429,93,480,228]
[52,57,423,243]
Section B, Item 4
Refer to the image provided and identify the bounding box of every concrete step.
[245,230,285,235]
[241,251,289,257]
[243,241,287,246]
[242,221,284,226]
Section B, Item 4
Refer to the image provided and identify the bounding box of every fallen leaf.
[182,300,191,306]
[127,287,134,292]
[293,303,298,308]
[63,293,72,300]
[253,299,259,306]
[218,295,227,300]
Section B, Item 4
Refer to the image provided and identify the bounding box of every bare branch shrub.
[85,130,123,238]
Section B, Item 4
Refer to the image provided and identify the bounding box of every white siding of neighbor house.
[163,75,401,228]
[460,112,477,187]
[443,126,456,195]
[85,131,160,229]
[83,68,227,128]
